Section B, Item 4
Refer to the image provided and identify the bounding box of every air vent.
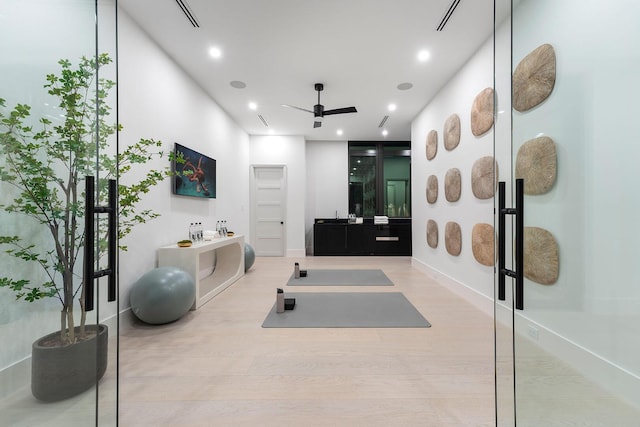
[175,0,200,28]
[378,115,389,128]
[436,0,461,31]
[258,115,269,127]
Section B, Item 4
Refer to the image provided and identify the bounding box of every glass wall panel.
[498,0,640,425]
[0,1,118,425]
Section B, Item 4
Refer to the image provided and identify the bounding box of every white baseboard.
[0,357,29,400]
[286,248,306,258]
[411,257,493,316]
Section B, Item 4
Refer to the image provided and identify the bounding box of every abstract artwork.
[173,143,216,198]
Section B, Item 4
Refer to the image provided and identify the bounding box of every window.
[348,142,411,218]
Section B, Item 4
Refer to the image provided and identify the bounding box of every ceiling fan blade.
[323,106,357,116]
[313,120,322,128]
[281,104,314,114]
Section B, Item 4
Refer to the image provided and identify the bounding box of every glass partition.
[496,0,640,424]
[0,1,119,425]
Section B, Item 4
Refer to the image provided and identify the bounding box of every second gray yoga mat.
[286,269,393,286]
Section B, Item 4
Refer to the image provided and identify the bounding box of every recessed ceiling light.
[397,82,413,91]
[209,47,222,58]
[388,103,397,112]
[248,102,257,110]
[382,129,389,137]
[336,129,343,136]
[417,50,430,62]
[230,80,246,89]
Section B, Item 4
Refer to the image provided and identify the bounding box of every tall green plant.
[0,54,170,345]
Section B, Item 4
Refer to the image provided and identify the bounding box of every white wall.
[249,135,306,257]
[305,140,349,254]
[411,36,496,310]
[118,10,251,306]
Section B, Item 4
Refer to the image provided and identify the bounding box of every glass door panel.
[0,0,118,425]
[501,0,640,425]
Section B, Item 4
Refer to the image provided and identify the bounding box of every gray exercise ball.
[130,267,195,324]
[244,243,255,272]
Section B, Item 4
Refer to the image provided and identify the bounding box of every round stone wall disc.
[513,44,556,112]
[443,114,461,150]
[426,175,438,204]
[471,87,494,136]
[445,168,462,202]
[472,223,495,266]
[472,156,498,199]
[515,136,557,195]
[524,226,559,285]
[445,221,462,256]
[426,130,438,160]
[427,219,438,248]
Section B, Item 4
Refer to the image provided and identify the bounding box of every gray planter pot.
[31,324,108,402]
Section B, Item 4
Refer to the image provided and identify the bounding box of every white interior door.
[250,165,286,256]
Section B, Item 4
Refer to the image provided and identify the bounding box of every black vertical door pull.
[498,179,525,310]
[83,176,117,311]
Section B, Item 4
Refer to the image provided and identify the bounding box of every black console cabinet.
[313,219,412,256]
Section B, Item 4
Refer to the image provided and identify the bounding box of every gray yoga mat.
[286,269,393,286]
[261,292,431,328]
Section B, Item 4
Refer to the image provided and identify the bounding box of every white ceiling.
[119,0,496,141]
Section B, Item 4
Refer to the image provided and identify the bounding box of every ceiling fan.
[282,83,357,128]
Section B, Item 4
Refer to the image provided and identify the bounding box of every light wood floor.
[118,256,496,427]
[3,256,638,426]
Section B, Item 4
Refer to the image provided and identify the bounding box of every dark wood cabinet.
[313,219,411,256]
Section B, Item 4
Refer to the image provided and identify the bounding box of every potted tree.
[0,54,171,401]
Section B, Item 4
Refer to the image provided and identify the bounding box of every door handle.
[83,176,117,311]
[498,179,524,310]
